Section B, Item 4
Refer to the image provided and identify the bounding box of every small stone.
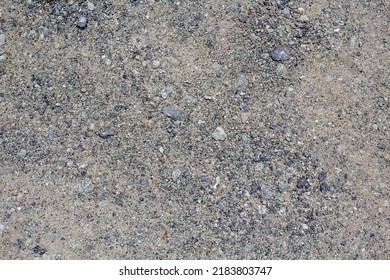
[278,183,289,192]
[16,192,24,202]
[297,177,308,188]
[97,130,115,139]
[0,55,6,62]
[235,74,248,89]
[271,46,293,61]
[258,204,267,215]
[32,245,47,256]
[160,85,172,99]
[320,182,331,192]
[76,14,88,29]
[299,15,309,22]
[17,149,27,158]
[87,2,95,11]
[47,126,56,141]
[241,112,251,123]
[377,143,385,150]
[212,126,227,141]
[212,62,222,77]
[161,106,185,120]
[0,34,5,46]
[75,178,94,193]
[302,223,309,230]
[250,183,260,194]
[318,171,327,182]
[261,185,273,199]
[151,60,160,68]
[0,224,4,232]
[172,168,182,182]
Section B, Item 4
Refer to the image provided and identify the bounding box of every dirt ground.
[0,0,389,259]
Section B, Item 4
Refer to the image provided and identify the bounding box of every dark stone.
[318,171,327,182]
[250,183,261,194]
[97,130,115,139]
[320,182,331,192]
[377,143,385,150]
[32,245,47,255]
[297,177,308,188]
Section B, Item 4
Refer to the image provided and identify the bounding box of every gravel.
[0,0,388,260]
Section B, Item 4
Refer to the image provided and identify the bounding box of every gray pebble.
[47,126,56,141]
[278,182,289,192]
[75,178,94,193]
[297,177,308,188]
[318,171,327,182]
[76,15,88,29]
[212,126,227,141]
[377,143,385,150]
[235,74,248,89]
[87,2,95,11]
[160,85,172,99]
[172,168,182,182]
[17,149,27,158]
[261,185,273,199]
[271,46,293,61]
[161,106,185,120]
[0,34,5,46]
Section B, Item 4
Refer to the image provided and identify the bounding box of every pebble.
[212,126,227,141]
[261,185,273,199]
[258,204,267,215]
[318,171,327,182]
[297,177,308,188]
[0,224,4,232]
[160,85,172,99]
[271,46,293,61]
[17,149,27,158]
[241,112,251,123]
[0,34,5,46]
[76,15,88,29]
[151,60,160,68]
[377,143,385,150]
[32,245,47,256]
[87,2,95,11]
[212,62,222,77]
[161,106,185,120]
[97,130,115,139]
[302,223,309,230]
[278,182,289,192]
[75,178,94,193]
[172,168,182,182]
[47,126,56,141]
[299,15,309,22]
[235,74,248,89]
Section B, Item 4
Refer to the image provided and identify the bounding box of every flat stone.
[161,106,185,120]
